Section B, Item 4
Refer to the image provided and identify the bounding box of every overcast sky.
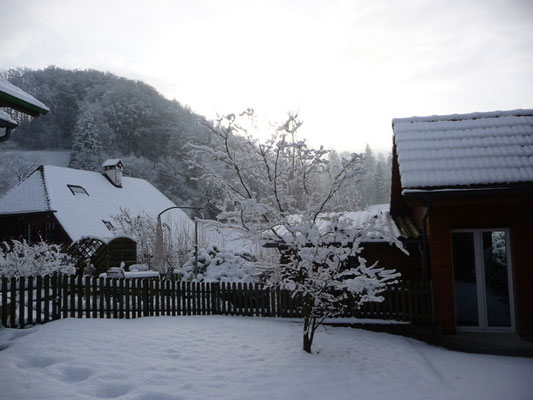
[2,0,533,152]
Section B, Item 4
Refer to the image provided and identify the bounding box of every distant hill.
[1,67,221,217]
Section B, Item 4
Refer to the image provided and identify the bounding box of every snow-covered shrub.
[174,246,256,283]
[0,240,75,278]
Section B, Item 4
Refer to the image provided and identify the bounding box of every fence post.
[27,276,34,325]
[52,274,60,321]
[85,275,91,319]
[1,277,7,327]
[43,275,51,323]
[92,277,98,319]
[143,279,149,317]
[62,275,68,319]
[19,276,25,328]
[77,275,83,319]
[36,275,42,324]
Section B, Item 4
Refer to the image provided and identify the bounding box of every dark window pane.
[483,231,511,327]
[452,232,478,326]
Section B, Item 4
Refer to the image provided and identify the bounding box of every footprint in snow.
[90,383,133,399]
[9,329,36,341]
[138,393,182,400]
[18,355,61,369]
[57,366,94,383]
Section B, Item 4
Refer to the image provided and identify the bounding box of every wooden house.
[391,109,533,337]
[0,160,193,257]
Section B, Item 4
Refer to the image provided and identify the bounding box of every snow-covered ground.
[2,150,71,167]
[0,317,531,400]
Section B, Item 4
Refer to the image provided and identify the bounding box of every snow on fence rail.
[0,275,433,329]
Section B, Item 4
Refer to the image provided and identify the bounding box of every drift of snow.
[0,317,531,400]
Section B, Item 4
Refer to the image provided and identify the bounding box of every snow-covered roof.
[0,110,17,127]
[102,159,123,168]
[0,77,49,115]
[323,204,402,242]
[0,165,193,242]
[0,169,50,215]
[276,204,416,243]
[392,109,533,188]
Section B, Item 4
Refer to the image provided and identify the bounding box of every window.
[102,220,114,231]
[67,185,89,196]
[452,229,515,330]
[44,222,55,241]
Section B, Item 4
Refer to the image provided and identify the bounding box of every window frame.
[102,220,115,231]
[67,184,89,196]
[451,228,515,332]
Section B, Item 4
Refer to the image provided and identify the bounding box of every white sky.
[1,0,533,153]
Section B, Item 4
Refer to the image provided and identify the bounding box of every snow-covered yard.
[0,317,531,400]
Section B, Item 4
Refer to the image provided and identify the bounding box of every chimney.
[102,159,124,188]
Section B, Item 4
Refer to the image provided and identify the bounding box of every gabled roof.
[392,109,533,189]
[0,167,51,215]
[0,165,192,242]
[0,77,49,116]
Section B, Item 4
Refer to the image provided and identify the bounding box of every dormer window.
[68,185,89,196]
[102,220,115,231]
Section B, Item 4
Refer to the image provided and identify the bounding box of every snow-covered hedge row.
[0,240,75,278]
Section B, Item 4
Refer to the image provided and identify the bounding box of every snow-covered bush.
[174,246,256,283]
[0,240,75,278]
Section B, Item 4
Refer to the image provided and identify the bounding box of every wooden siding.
[359,242,423,281]
[0,212,70,245]
[420,194,533,336]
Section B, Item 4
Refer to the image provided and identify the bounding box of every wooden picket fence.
[0,275,433,329]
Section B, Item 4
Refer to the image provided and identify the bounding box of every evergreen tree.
[69,103,106,171]
[374,161,388,203]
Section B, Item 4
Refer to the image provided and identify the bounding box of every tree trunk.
[302,296,315,353]
[303,326,312,353]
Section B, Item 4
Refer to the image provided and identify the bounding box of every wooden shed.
[391,109,533,337]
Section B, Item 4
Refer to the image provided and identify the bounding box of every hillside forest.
[0,67,391,217]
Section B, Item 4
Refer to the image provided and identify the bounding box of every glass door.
[452,229,514,330]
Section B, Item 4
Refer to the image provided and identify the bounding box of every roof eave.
[402,184,533,199]
[0,92,49,116]
[0,210,57,216]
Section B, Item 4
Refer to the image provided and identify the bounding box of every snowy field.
[2,150,71,167]
[0,317,532,400]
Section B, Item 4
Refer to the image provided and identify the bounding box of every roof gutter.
[402,185,533,199]
[0,91,49,116]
